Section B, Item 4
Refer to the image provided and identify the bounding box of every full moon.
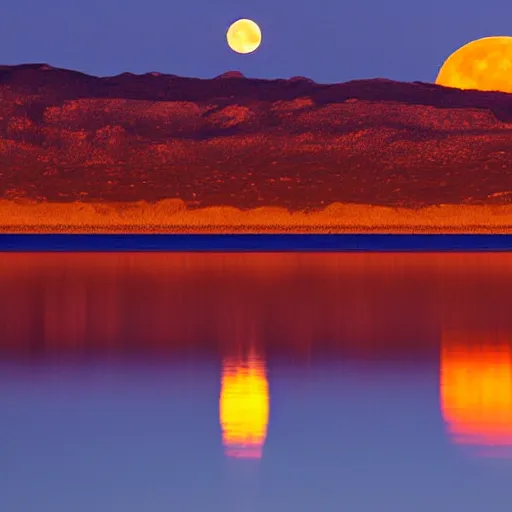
[226,19,262,54]
[435,36,512,93]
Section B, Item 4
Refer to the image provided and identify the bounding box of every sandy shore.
[0,200,511,233]
[2,226,512,234]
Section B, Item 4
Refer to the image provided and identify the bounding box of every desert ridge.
[0,64,511,226]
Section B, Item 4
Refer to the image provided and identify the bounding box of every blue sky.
[1,0,512,83]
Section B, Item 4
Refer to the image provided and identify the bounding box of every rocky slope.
[0,63,511,212]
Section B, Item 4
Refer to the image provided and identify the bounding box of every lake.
[1,252,512,511]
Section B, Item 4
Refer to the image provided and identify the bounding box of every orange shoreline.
[0,199,511,233]
[1,226,512,234]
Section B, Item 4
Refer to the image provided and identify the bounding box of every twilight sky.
[1,0,511,83]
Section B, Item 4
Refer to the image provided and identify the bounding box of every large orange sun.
[435,36,512,93]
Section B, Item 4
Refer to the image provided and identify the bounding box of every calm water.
[1,234,512,251]
[1,252,512,511]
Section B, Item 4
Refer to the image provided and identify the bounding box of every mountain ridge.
[0,64,511,221]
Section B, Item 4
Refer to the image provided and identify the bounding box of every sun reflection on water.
[219,351,269,459]
[440,330,512,457]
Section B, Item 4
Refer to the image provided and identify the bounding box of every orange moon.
[226,19,262,54]
[435,36,512,93]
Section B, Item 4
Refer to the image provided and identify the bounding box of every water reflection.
[219,350,269,459]
[440,330,512,458]
[2,252,512,511]
[1,252,511,358]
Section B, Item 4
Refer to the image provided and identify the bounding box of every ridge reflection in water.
[2,252,511,358]
[2,252,512,511]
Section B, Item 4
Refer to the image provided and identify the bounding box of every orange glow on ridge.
[219,352,269,459]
